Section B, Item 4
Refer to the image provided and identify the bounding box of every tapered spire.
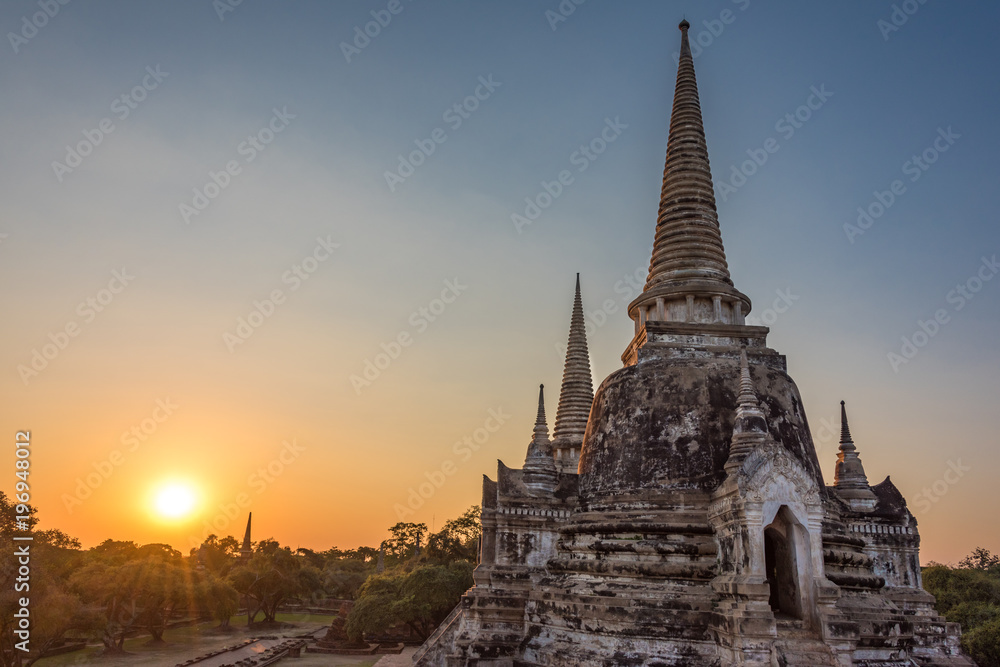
[840,400,853,443]
[533,384,548,442]
[725,350,768,471]
[524,384,557,493]
[624,20,751,345]
[552,274,594,472]
[647,20,731,288]
[240,513,252,560]
[834,401,877,511]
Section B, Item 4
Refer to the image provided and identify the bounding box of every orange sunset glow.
[2,2,997,572]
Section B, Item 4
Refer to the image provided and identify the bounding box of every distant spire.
[552,274,594,472]
[625,20,751,343]
[840,400,853,444]
[535,383,547,432]
[240,513,252,560]
[834,401,877,511]
[523,385,558,493]
[376,542,385,573]
[725,350,768,470]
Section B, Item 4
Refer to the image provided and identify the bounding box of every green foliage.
[961,546,1000,573]
[383,522,428,562]
[0,494,87,667]
[962,618,1000,667]
[425,506,481,564]
[69,555,193,648]
[192,533,243,574]
[227,545,322,624]
[925,547,1000,666]
[346,562,473,642]
[323,558,372,599]
[0,499,483,663]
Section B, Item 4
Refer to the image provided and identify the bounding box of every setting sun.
[153,483,197,519]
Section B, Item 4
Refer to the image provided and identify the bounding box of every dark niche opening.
[764,507,802,619]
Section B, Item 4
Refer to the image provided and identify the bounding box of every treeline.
[0,491,479,667]
[923,547,1000,667]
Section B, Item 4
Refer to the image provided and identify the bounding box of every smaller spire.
[725,350,768,471]
[733,350,767,434]
[833,401,877,511]
[840,400,854,447]
[524,385,557,493]
[535,384,548,438]
[552,275,595,472]
[376,542,385,573]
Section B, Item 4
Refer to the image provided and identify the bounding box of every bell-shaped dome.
[578,344,825,502]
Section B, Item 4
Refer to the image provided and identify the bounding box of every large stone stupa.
[413,20,974,667]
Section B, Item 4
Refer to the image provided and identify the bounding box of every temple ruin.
[413,20,974,667]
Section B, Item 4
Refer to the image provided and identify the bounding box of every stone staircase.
[772,619,839,667]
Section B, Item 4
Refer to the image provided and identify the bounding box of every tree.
[383,522,428,562]
[426,506,481,564]
[69,556,190,650]
[962,618,1000,667]
[346,563,473,642]
[192,534,242,573]
[195,574,240,629]
[323,558,371,599]
[960,547,1000,573]
[228,546,321,624]
[0,494,87,667]
[925,547,1000,666]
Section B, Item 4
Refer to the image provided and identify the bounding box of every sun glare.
[153,483,197,519]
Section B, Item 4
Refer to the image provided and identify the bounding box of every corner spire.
[725,349,767,470]
[524,384,557,493]
[833,401,877,511]
[552,274,594,472]
[624,19,752,346]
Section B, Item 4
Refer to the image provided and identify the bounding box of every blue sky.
[1,0,997,561]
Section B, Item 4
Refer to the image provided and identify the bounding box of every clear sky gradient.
[1,0,997,563]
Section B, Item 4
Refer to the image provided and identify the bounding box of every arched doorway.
[764,507,802,619]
